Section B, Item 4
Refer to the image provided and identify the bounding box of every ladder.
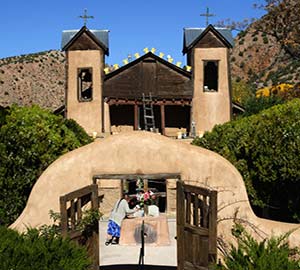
[142,93,156,132]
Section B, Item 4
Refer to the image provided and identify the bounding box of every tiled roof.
[61,29,109,50]
[183,26,234,51]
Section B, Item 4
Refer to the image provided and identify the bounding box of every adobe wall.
[11,132,300,247]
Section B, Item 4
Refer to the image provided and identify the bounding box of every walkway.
[99,219,177,267]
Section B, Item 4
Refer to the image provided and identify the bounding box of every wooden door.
[177,181,217,270]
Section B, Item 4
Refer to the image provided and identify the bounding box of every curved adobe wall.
[11,132,300,246]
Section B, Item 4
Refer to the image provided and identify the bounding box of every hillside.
[231,27,300,86]
[231,0,300,87]
[0,50,65,110]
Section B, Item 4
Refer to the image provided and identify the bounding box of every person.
[105,194,137,245]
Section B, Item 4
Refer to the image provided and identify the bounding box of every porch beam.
[107,98,191,106]
[93,173,181,182]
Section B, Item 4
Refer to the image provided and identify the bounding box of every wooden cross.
[79,9,94,26]
[200,7,215,27]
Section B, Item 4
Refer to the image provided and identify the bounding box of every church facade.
[62,24,235,137]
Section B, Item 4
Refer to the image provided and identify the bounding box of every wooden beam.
[108,98,191,106]
[160,104,166,135]
[93,173,181,181]
[62,185,96,201]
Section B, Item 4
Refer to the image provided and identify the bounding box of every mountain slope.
[0,50,65,110]
[231,0,300,86]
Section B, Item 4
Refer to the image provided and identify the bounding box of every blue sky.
[0,0,265,65]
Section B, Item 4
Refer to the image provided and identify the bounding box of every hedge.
[193,99,300,222]
[0,226,90,270]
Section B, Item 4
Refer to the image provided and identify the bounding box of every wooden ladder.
[142,93,156,132]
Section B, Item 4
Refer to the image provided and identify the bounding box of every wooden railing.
[60,184,99,270]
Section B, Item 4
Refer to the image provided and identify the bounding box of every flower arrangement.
[137,190,156,208]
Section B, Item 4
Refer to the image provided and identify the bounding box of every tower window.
[78,68,93,101]
[203,61,218,92]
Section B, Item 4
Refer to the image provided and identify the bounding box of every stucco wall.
[192,48,232,134]
[67,50,103,135]
[11,132,300,247]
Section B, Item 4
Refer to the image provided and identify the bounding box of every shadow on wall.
[101,265,176,270]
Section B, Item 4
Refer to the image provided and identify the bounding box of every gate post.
[209,190,217,263]
[177,180,185,270]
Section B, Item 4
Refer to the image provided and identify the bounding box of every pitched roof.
[61,26,109,54]
[104,52,192,99]
[105,52,191,80]
[183,24,234,54]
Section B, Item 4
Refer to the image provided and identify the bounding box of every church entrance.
[109,102,191,137]
[91,173,217,270]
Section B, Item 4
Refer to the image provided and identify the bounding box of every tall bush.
[217,224,300,270]
[0,226,91,270]
[0,105,93,225]
[193,99,300,222]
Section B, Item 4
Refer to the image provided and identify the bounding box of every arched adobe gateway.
[12,132,300,262]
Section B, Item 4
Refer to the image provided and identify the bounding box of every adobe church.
[61,24,235,138]
[12,22,300,264]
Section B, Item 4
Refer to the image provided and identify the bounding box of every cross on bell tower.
[200,7,215,26]
[79,8,94,26]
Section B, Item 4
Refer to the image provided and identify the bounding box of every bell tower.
[62,26,109,136]
[183,25,233,135]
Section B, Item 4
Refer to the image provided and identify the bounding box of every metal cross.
[79,9,94,26]
[200,7,215,27]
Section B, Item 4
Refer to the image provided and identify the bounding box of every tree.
[216,0,300,59]
[231,80,256,105]
[193,99,300,222]
[242,94,284,116]
[254,0,300,59]
[0,105,93,225]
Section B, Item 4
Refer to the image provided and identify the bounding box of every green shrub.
[193,99,300,222]
[218,224,300,270]
[231,80,255,105]
[0,105,93,225]
[0,226,91,270]
[242,95,284,116]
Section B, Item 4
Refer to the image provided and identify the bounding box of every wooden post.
[90,184,99,270]
[134,104,139,130]
[70,199,75,230]
[143,179,148,192]
[160,104,165,135]
[209,190,217,263]
[177,180,185,270]
[59,196,68,237]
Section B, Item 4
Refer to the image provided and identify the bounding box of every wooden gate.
[177,181,217,270]
[60,184,99,270]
